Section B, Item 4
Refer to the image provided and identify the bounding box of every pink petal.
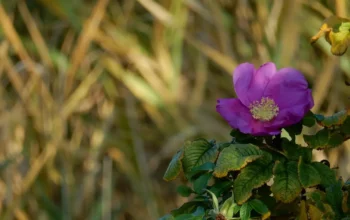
[234,62,277,107]
[216,98,281,135]
[233,63,255,106]
[263,68,311,109]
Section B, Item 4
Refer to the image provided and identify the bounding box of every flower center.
[249,97,279,121]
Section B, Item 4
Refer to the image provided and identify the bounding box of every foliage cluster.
[161,110,350,219]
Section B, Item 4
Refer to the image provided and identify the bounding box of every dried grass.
[0,0,349,219]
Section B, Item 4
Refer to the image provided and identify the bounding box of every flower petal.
[233,63,255,106]
[250,120,282,136]
[265,90,314,129]
[234,62,277,107]
[216,98,281,135]
[216,98,251,130]
[263,67,312,109]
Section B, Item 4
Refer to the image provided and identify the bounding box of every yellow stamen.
[249,97,279,121]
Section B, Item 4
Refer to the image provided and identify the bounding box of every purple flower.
[216,62,314,136]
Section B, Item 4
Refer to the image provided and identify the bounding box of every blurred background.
[0,0,350,219]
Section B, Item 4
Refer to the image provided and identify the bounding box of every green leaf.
[314,114,325,122]
[230,129,263,145]
[311,162,337,188]
[174,214,202,220]
[206,190,219,212]
[171,201,204,216]
[303,111,316,127]
[284,121,303,139]
[187,162,215,180]
[304,128,345,150]
[176,185,193,197]
[163,149,183,181]
[209,180,232,196]
[193,172,212,194]
[213,144,263,178]
[230,129,252,142]
[298,157,321,188]
[326,180,344,218]
[220,196,241,218]
[239,203,252,220]
[315,129,330,145]
[316,110,349,127]
[339,22,350,32]
[249,199,271,220]
[217,142,231,151]
[306,190,329,213]
[303,128,330,149]
[342,191,349,213]
[192,207,205,216]
[234,153,274,204]
[159,214,175,220]
[258,196,276,213]
[271,161,302,203]
[328,133,344,148]
[282,139,312,162]
[182,139,218,175]
[341,117,350,134]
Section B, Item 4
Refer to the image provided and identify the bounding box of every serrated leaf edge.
[163,149,184,181]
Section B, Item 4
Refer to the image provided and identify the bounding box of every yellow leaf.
[308,204,323,220]
[328,31,350,56]
[299,200,308,220]
[310,15,350,56]
[261,211,271,220]
[311,15,350,44]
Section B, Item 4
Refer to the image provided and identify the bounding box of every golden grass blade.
[265,0,283,47]
[186,35,236,73]
[184,0,213,24]
[62,64,103,118]
[102,157,112,220]
[278,0,302,66]
[64,0,109,97]
[18,0,54,69]
[0,42,8,79]
[303,0,333,18]
[0,5,53,107]
[61,29,76,55]
[168,1,188,95]
[1,54,25,101]
[104,57,163,106]
[104,56,169,129]
[19,142,58,196]
[190,54,208,112]
[73,101,115,217]
[96,29,171,102]
[14,209,29,220]
[136,0,173,26]
[336,0,347,17]
[153,26,175,87]
[3,141,60,218]
[124,92,159,218]
[207,0,234,57]
[36,0,68,20]
[311,57,338,112]
[0,43,42,118]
